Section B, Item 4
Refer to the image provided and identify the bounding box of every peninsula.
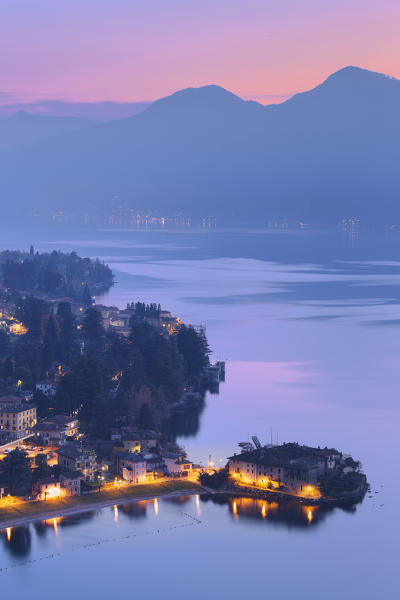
[0,248,223,529]
[201,439,368,504]
[0,248,366,532]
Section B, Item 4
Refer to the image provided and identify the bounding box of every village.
[0,293,225,509]
[0,249,364,524]
[0,394,201,504]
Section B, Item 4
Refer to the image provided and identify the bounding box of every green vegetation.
[319,470,367,498]
[0,248,212,441]
[0,449,32,496]
[0,248,113,301]
[199,469,229,489]
[54,318,210,437]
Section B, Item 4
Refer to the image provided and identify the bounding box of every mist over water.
[0,226,398,598]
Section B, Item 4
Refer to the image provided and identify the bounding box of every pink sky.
[1,0,399,104]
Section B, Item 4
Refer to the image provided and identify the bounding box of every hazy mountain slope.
[0,100,151,121]
[260,66,400,221]
[1,67,400,224]
[0,111,96,151]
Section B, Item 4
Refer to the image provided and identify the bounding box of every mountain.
[1,66,400,224]
[0,111,95,151]
[0,100,151,121]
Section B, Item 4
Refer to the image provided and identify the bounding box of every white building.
[36,380,57,398]
[120,454,147,484]
[163,452,193,476]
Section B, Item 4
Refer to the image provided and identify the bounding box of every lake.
[0,225,398,598]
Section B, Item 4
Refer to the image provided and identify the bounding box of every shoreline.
[0,481,202,530]
[217,483,368,505]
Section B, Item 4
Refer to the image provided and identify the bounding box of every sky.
[1,0,400,108]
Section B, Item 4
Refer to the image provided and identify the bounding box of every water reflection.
[162,495,192,505]
[202,495,362,529]
[119,500,148,519]
[0,526,31,556]
[169,394,206,438]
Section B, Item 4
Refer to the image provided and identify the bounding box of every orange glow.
[53,517,59,535]
[45,486,62,499]
[154,498,159,516]
[303,485,321,499]
[304,506,316,523]
[114,505,119,522]
[232,500,238,519]
[6,527,11,541]
[10,321,28,335]
[261,503,267,518]
[195,494,201,517]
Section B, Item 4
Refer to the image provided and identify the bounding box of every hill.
[0,111,95,151]
[1,66,399,225]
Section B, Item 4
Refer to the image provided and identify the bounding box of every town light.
[46,486,61,499]
[303,485,321,499]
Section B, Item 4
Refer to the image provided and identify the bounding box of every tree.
[136,403,155,430]
[0,449,32,496]
[57,302,76,362]
[82,308,104,340]
[0,329,11,357]
[42,314,58,369]
[83,283,93,306]
[2,357,13,379]
[34,454,48,481]
[176,325,210,385]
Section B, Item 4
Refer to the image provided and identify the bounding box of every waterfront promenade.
[0,480,201,529]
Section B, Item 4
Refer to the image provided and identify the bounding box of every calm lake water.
[0,226,398,598]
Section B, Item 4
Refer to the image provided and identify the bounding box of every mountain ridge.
[1,65,399,224]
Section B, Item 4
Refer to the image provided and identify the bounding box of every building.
[20,390,34,402]
[33,421,67,445]
[32,477,62,500]
[59,471,82,496]
[163,452,193,476]
[108,311,132,337]
[48,415,79,438]
[56,443,96,481]
[122,428,158,453]
[33,415,79,445]
[0,395,37,440]
[227,443,341,497]
[9,320,28,335]
[113,450,147,484]
[36,380,57,397]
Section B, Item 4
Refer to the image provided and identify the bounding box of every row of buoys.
[0,511,202,573]
[182,511,202,524]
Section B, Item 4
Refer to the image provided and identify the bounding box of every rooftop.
[228,443,341,471]
[0,400,37,413]
[34,422,65,432]
[35,476,59,486]
[47,414,77,426]
[60,470,82,480]
[0,395,24,405]
[56,443,94,459]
